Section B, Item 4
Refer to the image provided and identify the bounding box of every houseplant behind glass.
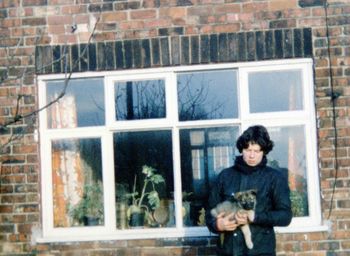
[69,182,104,226]
[126,165,165,227]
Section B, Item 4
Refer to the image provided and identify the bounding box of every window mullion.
[165,72,179,124]
[102,132,117,232]
[41,139,54,236]
[168,72,183,230]
[104,76,116,126]
[172,127,184,230]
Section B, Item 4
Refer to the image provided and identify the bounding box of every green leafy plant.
[127,165,165,218]
[70,182,104,225]
[290,190,308,217]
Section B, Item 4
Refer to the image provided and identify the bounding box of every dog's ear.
[234,191,243,200]
[249,189,257,196]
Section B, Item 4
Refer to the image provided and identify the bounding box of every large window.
[38,59,321,241]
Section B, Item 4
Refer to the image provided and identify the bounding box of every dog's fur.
[211,189,257,249]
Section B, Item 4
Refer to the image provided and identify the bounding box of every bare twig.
[1,15,100,128]
[0,13,101,153]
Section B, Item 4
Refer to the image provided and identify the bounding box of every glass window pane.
[51,138,104,227]
[47,78,105,128]
[177,70,238,121]
[248,70,303,113]
[114,130,174,229]
[179,126,239,227]
[267,126,309,217]
[115,80,166,120]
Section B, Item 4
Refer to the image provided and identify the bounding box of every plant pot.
[129,211,145,227]
[83,216,100,226]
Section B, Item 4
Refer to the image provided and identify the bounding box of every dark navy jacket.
[206,156,292,256]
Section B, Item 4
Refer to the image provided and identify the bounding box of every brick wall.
[35,28,313,73]
[1,0,350,255]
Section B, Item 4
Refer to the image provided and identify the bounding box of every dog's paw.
[247,241,254,249]
[247,210,255,222]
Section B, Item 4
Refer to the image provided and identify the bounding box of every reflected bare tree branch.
[178,73,226,121]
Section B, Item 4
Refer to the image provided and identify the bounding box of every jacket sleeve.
[205,173,223,234]
[253,170,293,227]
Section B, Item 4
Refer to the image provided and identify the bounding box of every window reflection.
[267,126,309,217]
[180,127,239,226]
[114,130,175,229]
[51,138,103,227]
[47,78,105,128]
[43,62,316,237]
[177,70,238,121]
[248,70,303,113]
[115,80,166,120]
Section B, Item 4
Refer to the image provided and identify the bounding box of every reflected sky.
[46,78,105,127]
[177,70,238,121]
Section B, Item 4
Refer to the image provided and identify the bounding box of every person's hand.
[216,212,240,231]
[235,211,249,225]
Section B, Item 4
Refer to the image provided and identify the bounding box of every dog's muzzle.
[241,200,255,210]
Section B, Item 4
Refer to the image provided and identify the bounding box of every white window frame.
[37,58,326,243]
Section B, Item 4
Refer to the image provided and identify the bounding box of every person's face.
[242,143,264,167]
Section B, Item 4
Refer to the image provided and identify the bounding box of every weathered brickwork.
[0,0,350,255]
[35,28,313,73]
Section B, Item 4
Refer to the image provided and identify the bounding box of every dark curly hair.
[236,125,274,155]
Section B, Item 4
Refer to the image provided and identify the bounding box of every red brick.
[23,0,47,6]
[187,6,212,16]
[12,215,26,223]
[243,2,268,13]
[12,145,37,154]
[130,10,157,20]
[214,4,240,14]
[61,5,87,15]
[102,12,127,22]
[17,224,33,234]
[0,0,20,8]
[49,0,72,5]
[269,0,298,10]
[47,15,73,25]
[47,25,65,34]
[0,205,14,213]
[22,17,46,26]
[159,7,187,19]
[119,21,145,30]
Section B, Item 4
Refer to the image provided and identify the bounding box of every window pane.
[115,80,166,120]
[114,130,174,229]
[51,138,104,227]
[248,70,303,113]
[177,70,238,121]
[179,126,239,226]
[267,126,309,217]
[47,78,105,128]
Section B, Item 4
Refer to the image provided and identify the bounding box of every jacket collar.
[234,155,267,175]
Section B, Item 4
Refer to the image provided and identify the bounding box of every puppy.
[211,189,257,249]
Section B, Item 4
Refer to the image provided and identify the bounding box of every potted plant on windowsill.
[69,181,104,226]
[127,165,165,227]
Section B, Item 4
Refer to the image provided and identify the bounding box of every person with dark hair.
[206,125,292,256]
